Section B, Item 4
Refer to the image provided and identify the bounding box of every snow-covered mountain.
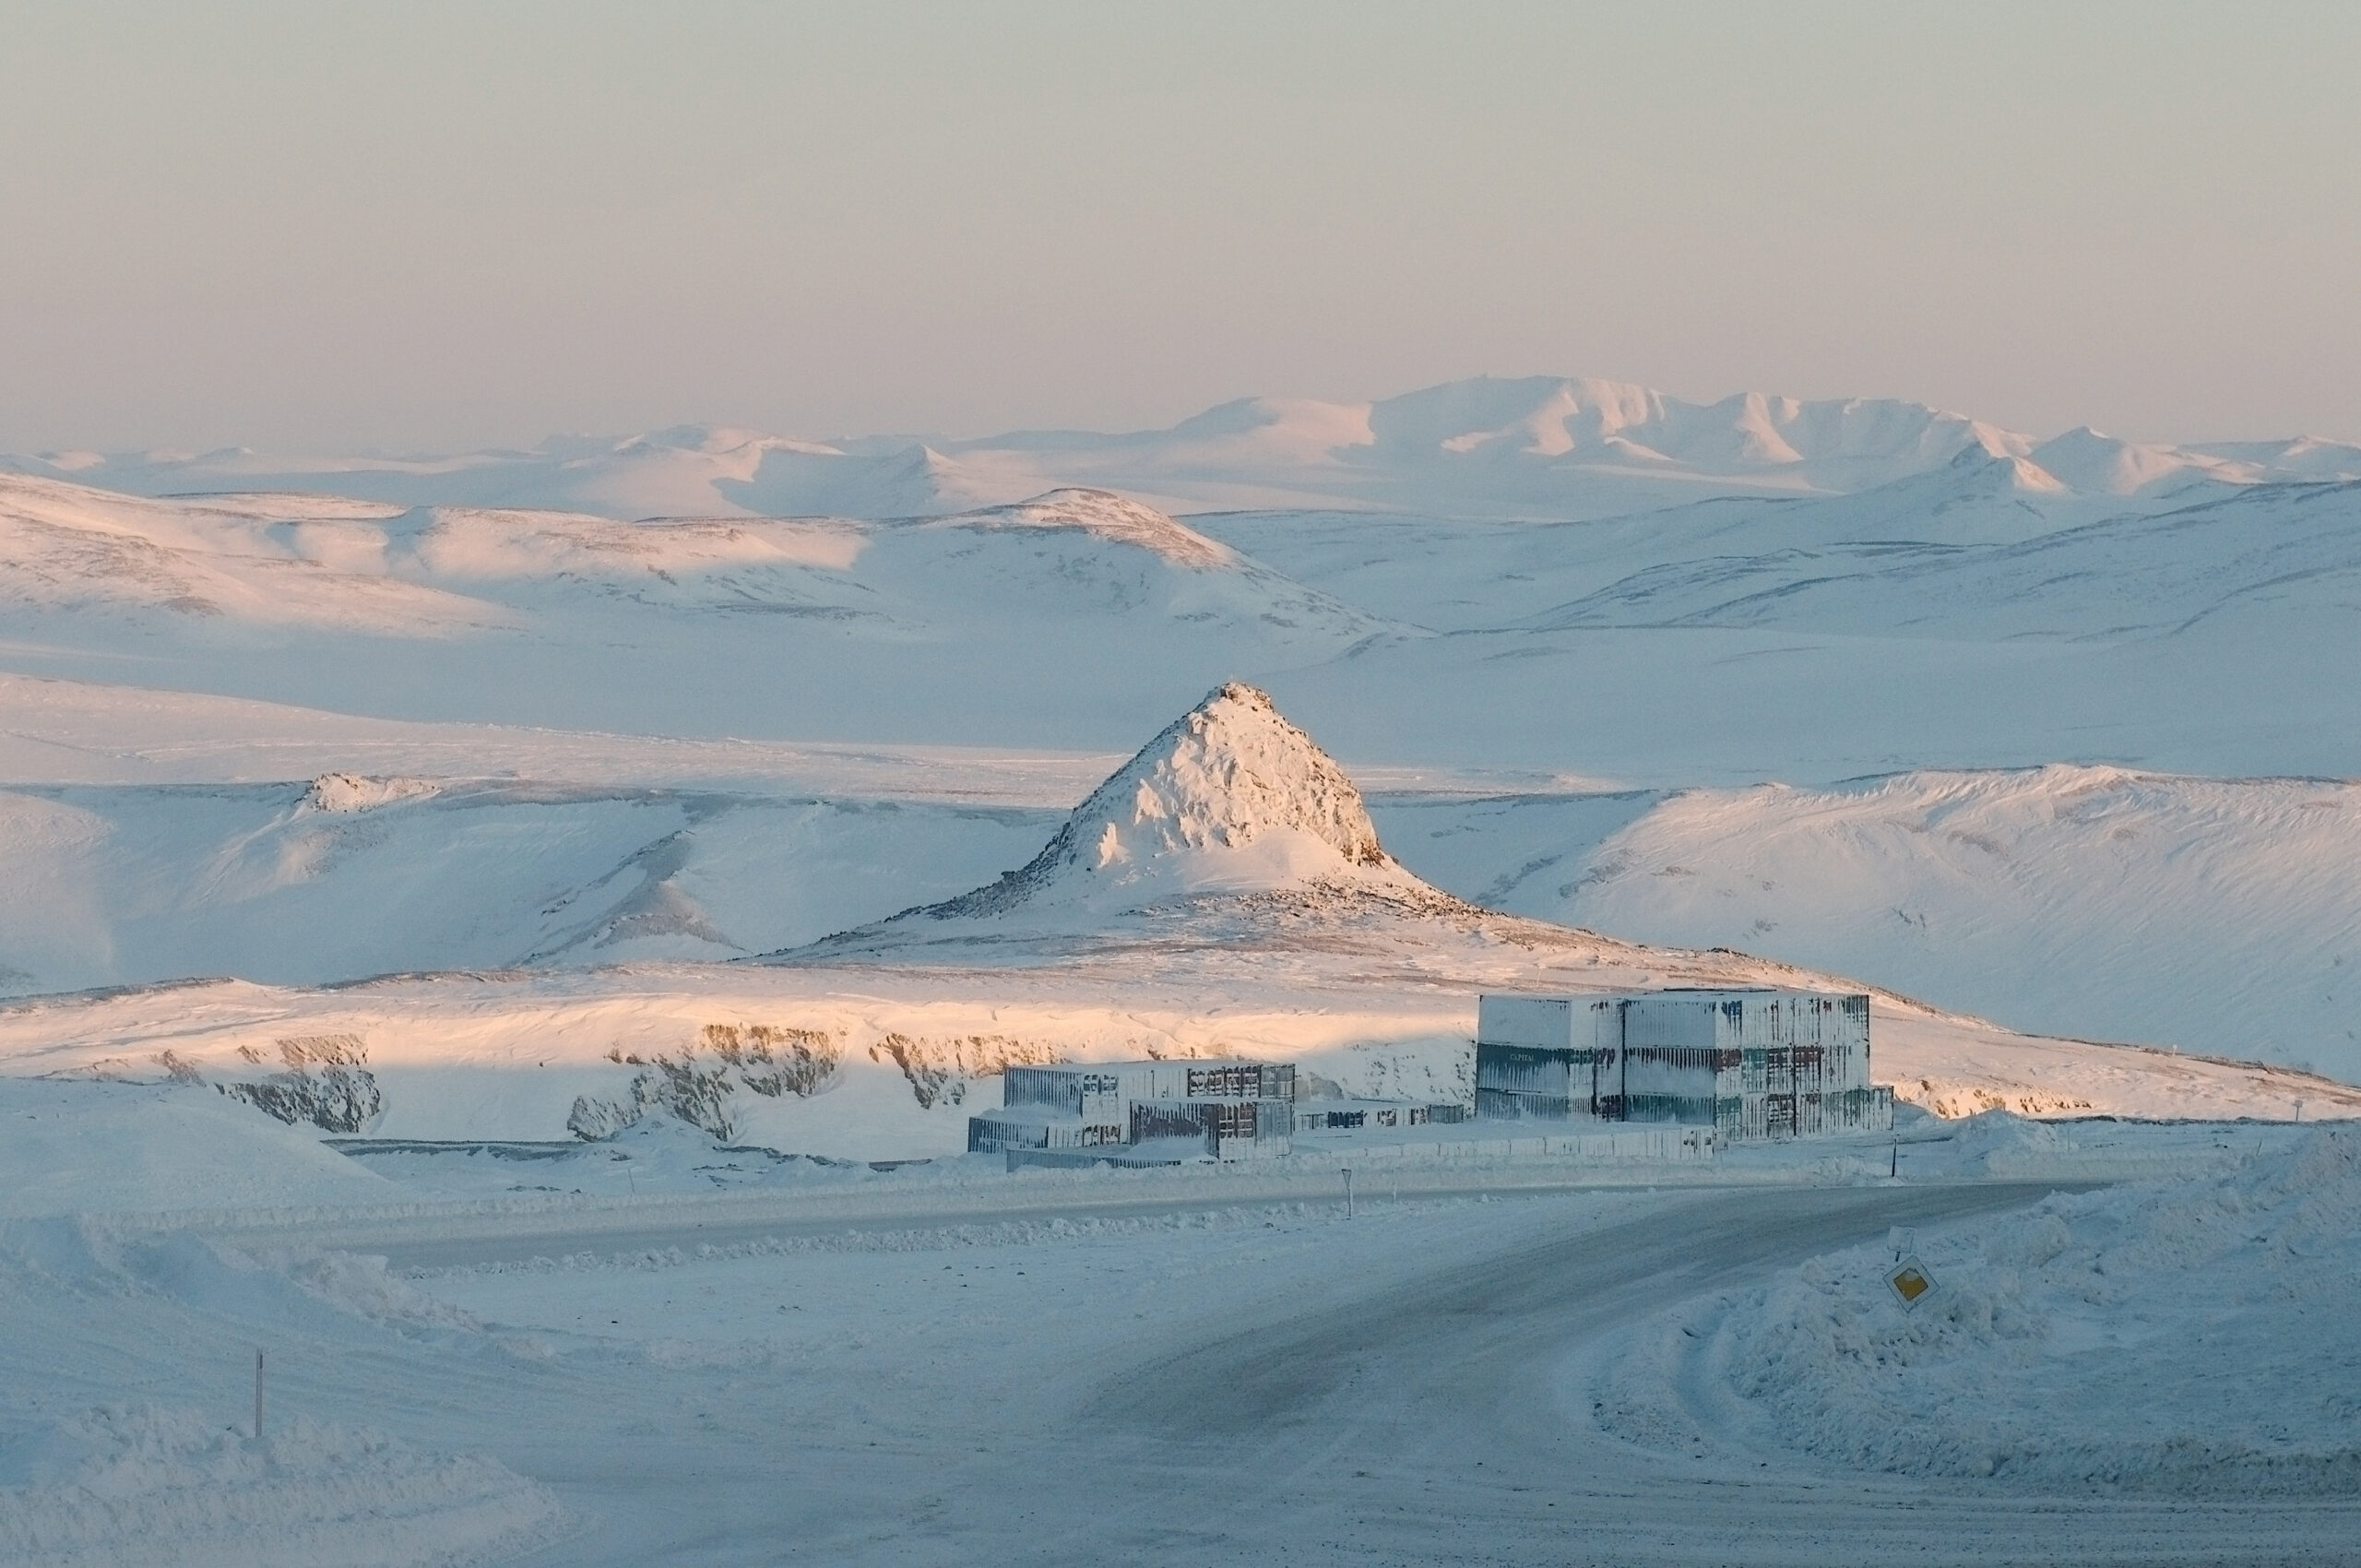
[856,683,1428,928]
[18,374,2356,523]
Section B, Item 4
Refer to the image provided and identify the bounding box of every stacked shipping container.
[1476,990,1892,1140]
[969,1059,1297,1163]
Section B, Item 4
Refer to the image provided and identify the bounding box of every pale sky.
[4,0,2356,452]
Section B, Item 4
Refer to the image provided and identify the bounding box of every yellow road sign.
[1886,1255,1937,1310]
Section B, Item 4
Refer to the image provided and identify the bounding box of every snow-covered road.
[1051,1182,2346,1566]
[942,1183,2360,1567]
[16,1171,2355,1565]
[416,1181,2353,1565]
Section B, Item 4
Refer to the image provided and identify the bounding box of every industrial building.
[967,1059,1296,1168]
[1476,989,1892,1139]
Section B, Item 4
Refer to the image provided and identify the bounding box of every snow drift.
[0,1404,563,1568]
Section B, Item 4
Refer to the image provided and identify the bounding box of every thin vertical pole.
[254,1349,265,1441]
[1342,1167,1353,1218]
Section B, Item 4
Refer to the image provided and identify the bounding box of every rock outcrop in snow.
[931,489,1239,568]
[304,773,442,814]
[916,682,1416,920]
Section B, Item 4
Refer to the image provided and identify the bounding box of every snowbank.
[1597,1125,2361,1492]
[0,1080,391,1219]
[0,1405,562,1568]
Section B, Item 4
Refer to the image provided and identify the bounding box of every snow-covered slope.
[1528,477,2361,641]
[0,472,503,633]
[0,779,1059,994]
[0,473,1375,645]
[11,438,2361,788]
[1381,767,2361,1083]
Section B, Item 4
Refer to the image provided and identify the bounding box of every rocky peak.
[923,683,1400,918]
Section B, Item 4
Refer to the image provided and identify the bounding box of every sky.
[3,0,2357,452]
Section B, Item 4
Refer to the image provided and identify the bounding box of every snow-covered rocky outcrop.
[910,682,1431,921]
[303,773,442,814]
[926,488,1238,568]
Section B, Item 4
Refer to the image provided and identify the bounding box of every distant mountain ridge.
[15,374,2357,523]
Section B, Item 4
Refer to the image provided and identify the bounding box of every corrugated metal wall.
[1478,990,1889,1140]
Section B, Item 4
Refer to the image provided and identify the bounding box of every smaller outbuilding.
[968,1059,1296,1168]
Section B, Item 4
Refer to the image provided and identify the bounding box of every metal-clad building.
[1477,990,1892,1139]
[970,1058,1295,1164]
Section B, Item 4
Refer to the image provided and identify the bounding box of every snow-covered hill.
[7,684,2345,1158]
[893,683,1421,924]
[0,778,1058,993]
[13,456,2361,788]
[3,667,2361,1093]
